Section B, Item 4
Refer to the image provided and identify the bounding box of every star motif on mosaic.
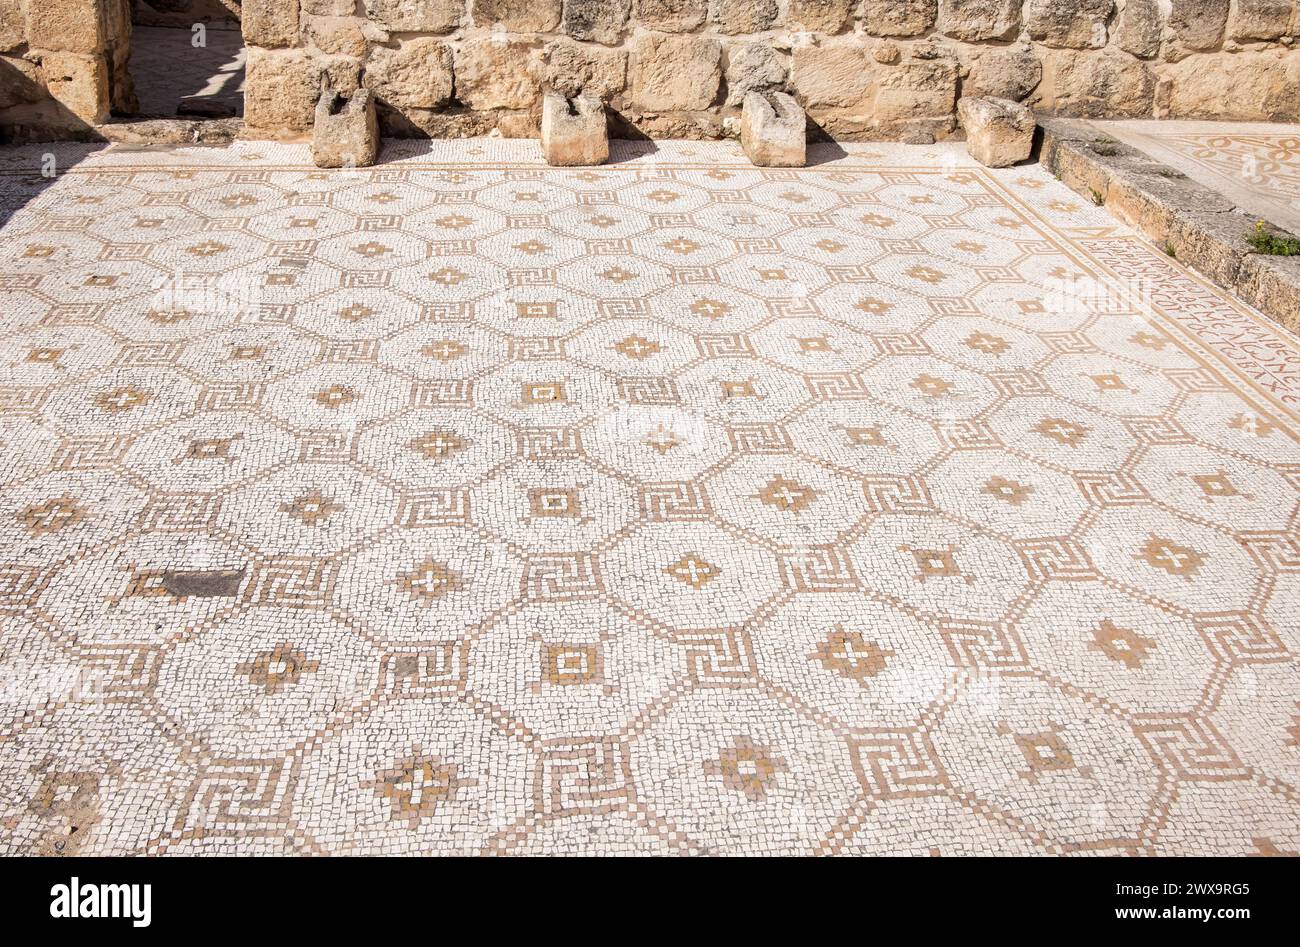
[236,643,320,695]
[690,298,731,319]
[26,347,64,363]
[855,297,893,315]
[146,308,192,325]
[965,331,1009,354]
[367,750,474,830]
[1136,536,1208,579]
[280,489,343,527]
[422,339,468,361]
[910,373,954,397]
[187,240,230,257]
[983,476,1033,506]
[665,553,720,589]
[643,424,683,454]
[810,624,894,687]
[1088,619,1156,670]
[312,385,359,409]
[18,497,85,535]
[756,474,819,513]
[1033,417,1090,446]
[429,267,468,286]
[353,241,391,258]
[394,560,466,603]
[663,237,700,255]
[94,386,152,412]
[704,736,787,802]
[337,303,375,323]
[613,335,660,359]
[409,429,467,461]
[182,436,240,462]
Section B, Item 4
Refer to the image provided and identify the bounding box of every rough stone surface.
[1,0,25,53]
[1025,0,1113,50]
[875,57,958,124]
[791,42,873,109]
[536,40,628,100]
[472,0,561,32]
[313,87,380,167]
[245,48,320,134]
[564,0,630,45]
[1229,0,1297,40]
[863,0,937,37]
[365,0,462,33]
[1116,0,1163,58]
[305,16,369,58]
[541,90,609,165]
[635,0,708,31]
[741,90,805,166]
[1168,0,1232,52]
[37,51,109,123]
[786,0,855,34]
[1039,49,1156,118]
[0,55,43,110]
[1157,49,1300,120]
[455,38,540,111]
[630,33,721,111]
[966,47,1043,102]
[366,39,453,110]
[957,95,1035,166]
[725,42,787,106]
[25,0,106,55]
[709,0,779,34]
[939,0,1021,41]
[243,0,301,50]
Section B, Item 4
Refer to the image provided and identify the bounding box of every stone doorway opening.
[124,0,245,122]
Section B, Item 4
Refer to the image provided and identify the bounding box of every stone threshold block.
[312,88,380,169]
[741,91,806,168]
[541,91,609,167]
[958,96,1035,168]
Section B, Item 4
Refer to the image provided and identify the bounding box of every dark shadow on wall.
[126,24,246,120]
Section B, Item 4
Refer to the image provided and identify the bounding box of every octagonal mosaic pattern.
[0,139,1298,855]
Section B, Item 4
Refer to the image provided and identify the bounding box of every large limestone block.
[245,48,320,133]
[537,40,628,100]
[1116,0,1163,57]
[957,96,1035,167]
[2,0,24,53]
[791,41,872,109]
[472,0,561,31]
[1168,0,1231,51]
[1038,49,1155,118]
[862,0,935,37]
[708,0,779,34]
[564,0,630,45]
[966,47,1043,101]
[365,0,462,32]
[244,0,300,49]
[541,91,609,166]
[25,0,106,55]
[1158,49,1300,121]
[1025,0,1113,49]
[635,0,707,31]
[785,0,854,33]
[455,39,540,110]
[724,42,787,106]
[875,57,958,123]
[630,33,722,111]
[313,87,380,168]
[1229,0,1295,40]
[939,0,1021,41]
[365,39,453,110]
[39,51,110,123]
[741,91,805,167]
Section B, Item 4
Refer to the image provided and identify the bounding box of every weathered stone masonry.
[3,1,1299,142]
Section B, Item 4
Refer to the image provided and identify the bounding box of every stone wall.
[3,1,1300,143]
[1,0,135,137]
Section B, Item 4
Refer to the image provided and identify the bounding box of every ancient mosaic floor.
[0,139,1298,856]
[1096,120,1300,235]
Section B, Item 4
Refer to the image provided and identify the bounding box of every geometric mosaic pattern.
[0,139,1297,855]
